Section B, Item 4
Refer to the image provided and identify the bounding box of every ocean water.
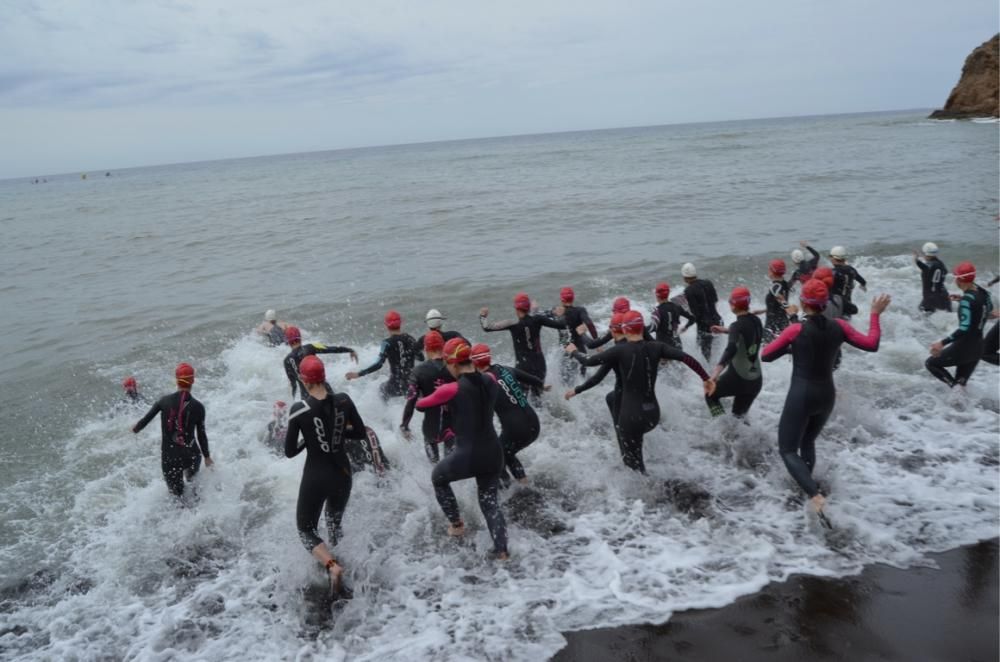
[0,111,997,660]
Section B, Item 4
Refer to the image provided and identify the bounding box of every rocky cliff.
[929,34,998,119]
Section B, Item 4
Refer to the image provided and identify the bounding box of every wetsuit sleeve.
[357,340,389,377]
[944,297,973,345]
[836,314,880,351]
[585,331,612,349]
[417,381,459,409]
[656,343,710,380]
[536,314,566,329]
[806,246,819,269]
[341,396,368,440]
[480,315,517,332]
[852,267,867,287]
[762,323,802,361]
[401,373,419,428]
[284,357,299,398]
[649,308,660,333]
[310,343,354,355]
[915,258,929,272]
[510,367,544,388]
[574,362,612,394]
[717,324,740,368]
[284,404,306,458]
[572,343,622,367]
[582,311,598,338]
[132,400,161,432]
[194,404,210,458]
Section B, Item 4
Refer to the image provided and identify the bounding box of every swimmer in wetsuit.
[681,262,723,361]
[762,280,889,515]
[400,331,455,463]
[285,355,367,595]
[416,309,466,349]
[417,339,508,559]
[283,326,358,399]
[552,287,599,386]
[829,246,867,318]
[259,400,288,454]
[649,282,692,349]
[912,243,951,313]
[925,262,994,388]
[586,297,635,350]
[480,292,565,396]
[470,343,550,486]
[566,310,715,474]
[754,259,797,343]
[706,287,763,418]
[789,241,820,287]
[131,363,214,498]
[121,376,149,406]
[257,309,291,346]
[346,310,422,399]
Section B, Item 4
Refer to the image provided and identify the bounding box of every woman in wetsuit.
[479,292,565,396]
[762,279,890,515]
[706,287,763,418]
[925,262,994,387]
[417,338,509,559]
[566,310,715,474]
[285,355,368,594]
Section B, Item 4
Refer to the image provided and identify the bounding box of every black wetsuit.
[401,358,454,463]
[265,324,285,347]
[573,341,709,473]
[916,258,951,313]
[487,364,543,482]
[650,301,693,349]
[285,387,366,551]
[556,305,598,385]
[419,372,507,556]
[789,246,820,286]
[133,391,210,497]
[684,279,723,361]
[983,321,999,366]
[762,313,881,497]
[357,334,422,398]
[925,286,994,387]
[832,264,867,317]
[284,343,354,398]
[764,279,792,342]
[480,312,564,394]
[706,314,763,418]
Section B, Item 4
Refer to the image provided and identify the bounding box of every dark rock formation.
[929,34,998,119]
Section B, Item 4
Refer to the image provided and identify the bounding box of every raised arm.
[837,314,880,352]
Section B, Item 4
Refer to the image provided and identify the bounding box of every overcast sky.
[1,1,995,178]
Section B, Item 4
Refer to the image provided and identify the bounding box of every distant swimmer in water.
[417,339,508,560]
[346,310,422,399]
[566,312,627,453]
[416,309,466,349]
[480,292,565,397]
[649,282,692,350]
[829,246,867,318]
[401,331,455,463]
[259,401,288,454]
[762,281,889,516]
[754,259,797,343]
[283,326,357,399]
[912,243,952,313]
[257,310,291,346]
[789,240,820,287]
[551,287,598,386]
[470,343,550,486]
[567,310,714,474]
[706,287,763,418]
[121,376,148,405]
[925,262,994,388]
[285,355,367,596]
[131,363,214,498]
[681,262,723,362]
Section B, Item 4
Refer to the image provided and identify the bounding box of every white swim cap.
[922,242,939,256]
[425,308,445,329]
[264,309,276,321]
[830,246,847,259]
[791,249,804,264]
[681,263,697,278]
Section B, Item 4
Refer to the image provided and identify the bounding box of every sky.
[1,0,996,178]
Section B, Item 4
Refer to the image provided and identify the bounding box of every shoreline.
[555,539,999,662]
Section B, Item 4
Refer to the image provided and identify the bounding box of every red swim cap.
[469,343,492,368]
[954,261,976,283]
[812,267,835,289]
[560,287,575,303]
[284,326,301,344]
[612,297,630,314]
[729,286,751,309]
[423,330,444,352]
[513,293,531,311]
[655,282,670,299]
[609,312,626,332]
[384,310,402,330]
[443,338,471,365]
[769,259,787,276]
[175,363,195,386]
[122,376,137,391]
[621,309,644,333]
[801,279,829,309]
[298,355,325,384]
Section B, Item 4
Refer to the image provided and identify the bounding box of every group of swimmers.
[127,243,997,595]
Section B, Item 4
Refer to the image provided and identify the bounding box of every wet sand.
[555,539,998,662]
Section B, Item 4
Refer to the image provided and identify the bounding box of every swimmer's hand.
[564,388,576,400]
[564,343,578,354]
[204,456,214,468]
[709,325,727,334]
[929,341,944,357]
[871,294,891,314]
[543,384,553,392]
[703,379,716,396]
[399,426,412,441]
[349,351,359,363]
[345,371,360,380]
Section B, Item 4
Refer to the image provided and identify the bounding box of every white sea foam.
[1,256,997,661]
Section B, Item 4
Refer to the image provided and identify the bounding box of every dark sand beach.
[556,539,999,662]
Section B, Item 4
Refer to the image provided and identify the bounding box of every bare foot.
[495,551,510,561]
[447,523,465,537]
